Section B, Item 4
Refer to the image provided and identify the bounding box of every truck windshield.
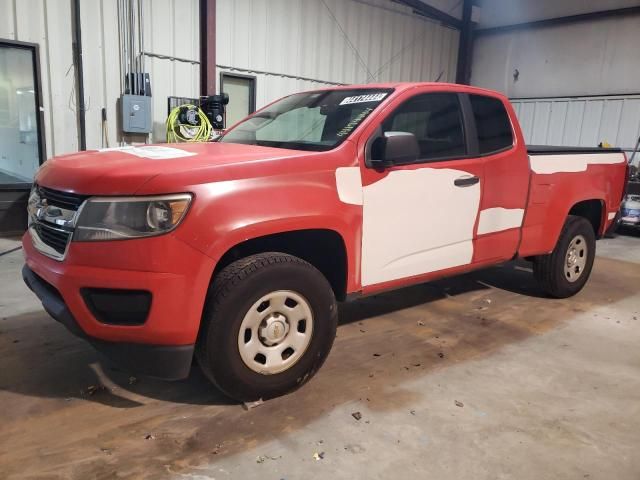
[219,88,393,151]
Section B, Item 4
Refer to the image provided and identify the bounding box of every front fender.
[175,170,363,291]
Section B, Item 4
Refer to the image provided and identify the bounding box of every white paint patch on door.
[477,207,525,235]
[98,146,197,159]
[361,168,480,286]
[529,153,625,174]
[335,167,363,205]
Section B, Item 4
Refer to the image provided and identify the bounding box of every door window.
[469,94,514,155]
[381,93,466,162]
[0,42,43,187]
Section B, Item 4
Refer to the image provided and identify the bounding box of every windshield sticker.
[98,146,197,159]
[339,93,388,105]
[336,107,373,138]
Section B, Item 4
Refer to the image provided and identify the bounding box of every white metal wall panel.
[80,0,118,152]
[2,0,200,157]
[217,0,460,109]
[82,0,200,146]
[477,0,640,29]
[546,102,567,146]
[511,95,640,157]
[563,101,585,146]
[472,14,640,98]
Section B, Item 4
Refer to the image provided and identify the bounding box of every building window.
[0,40,45,188]
[220,73,256,128]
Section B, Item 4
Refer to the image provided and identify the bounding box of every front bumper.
[620,215,640,227]
[22,265,194,379]
[22,231,216,380]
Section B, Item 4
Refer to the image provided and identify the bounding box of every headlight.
[74,194,192,241]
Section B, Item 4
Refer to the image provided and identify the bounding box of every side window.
[469,95,514,154]
[381,93,466,161]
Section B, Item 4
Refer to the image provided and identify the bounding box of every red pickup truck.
[22,83,628,401]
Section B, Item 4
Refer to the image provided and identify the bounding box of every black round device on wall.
[200,93,230,130]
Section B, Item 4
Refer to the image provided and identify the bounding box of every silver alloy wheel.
[565,234,588,283]
[238,290,314,375]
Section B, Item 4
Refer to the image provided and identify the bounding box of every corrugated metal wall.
[3,0,458,156]
[471,13,640,99]
[512,95,640,156]
[216,0,461,109]
[476,0,640,29]
[80,0,200,147]
[471,5,640,164]
[0,0,200,158]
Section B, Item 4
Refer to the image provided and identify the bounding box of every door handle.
[454,175,479,187]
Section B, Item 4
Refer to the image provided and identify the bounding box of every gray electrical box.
[121,94,152,133]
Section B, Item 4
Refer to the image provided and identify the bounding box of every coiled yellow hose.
[166,104,213,142]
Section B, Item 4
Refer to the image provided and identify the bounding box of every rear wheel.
[196,252,337,401]
[533,215,596,298]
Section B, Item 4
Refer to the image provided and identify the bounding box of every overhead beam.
[476,6,640,36]
[200,0,216,95]
[397,0,463,29]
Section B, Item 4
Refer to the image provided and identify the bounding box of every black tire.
[533,215,596,298]
[196,252,338,401]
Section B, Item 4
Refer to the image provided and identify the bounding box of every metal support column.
[455,0,474,85]
[72,0,87,150]
[200,0,217,96]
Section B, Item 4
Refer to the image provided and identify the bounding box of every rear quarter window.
[469,95,514,155]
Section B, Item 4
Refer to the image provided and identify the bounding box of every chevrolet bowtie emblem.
[35,199,48,221]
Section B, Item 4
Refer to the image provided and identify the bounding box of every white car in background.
[620,194,640,228]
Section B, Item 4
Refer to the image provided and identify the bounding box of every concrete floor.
[1,232,639,479]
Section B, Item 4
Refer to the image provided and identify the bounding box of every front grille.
[33,222,72,255]
[29,185,86,260]
[38,186,87,211]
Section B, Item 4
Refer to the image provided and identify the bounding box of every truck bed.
[527,145,623,155]
[518,145,628,257]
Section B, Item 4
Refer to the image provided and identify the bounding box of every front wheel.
[196,252,338,401]
[533,215,596,298]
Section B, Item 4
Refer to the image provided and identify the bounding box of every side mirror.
[368,131,419,168]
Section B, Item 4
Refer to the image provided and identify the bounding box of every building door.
[220,73,256,128]
[0,40,45,236]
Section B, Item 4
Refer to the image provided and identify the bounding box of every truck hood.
[35,143,309,195]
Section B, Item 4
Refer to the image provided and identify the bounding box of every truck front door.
[358,91,485,289]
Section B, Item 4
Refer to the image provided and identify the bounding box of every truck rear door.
[464,94,530,264]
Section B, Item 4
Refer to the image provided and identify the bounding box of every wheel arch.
[212,228,350,301]
[519,196,607,257]
[568,198,605,237]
